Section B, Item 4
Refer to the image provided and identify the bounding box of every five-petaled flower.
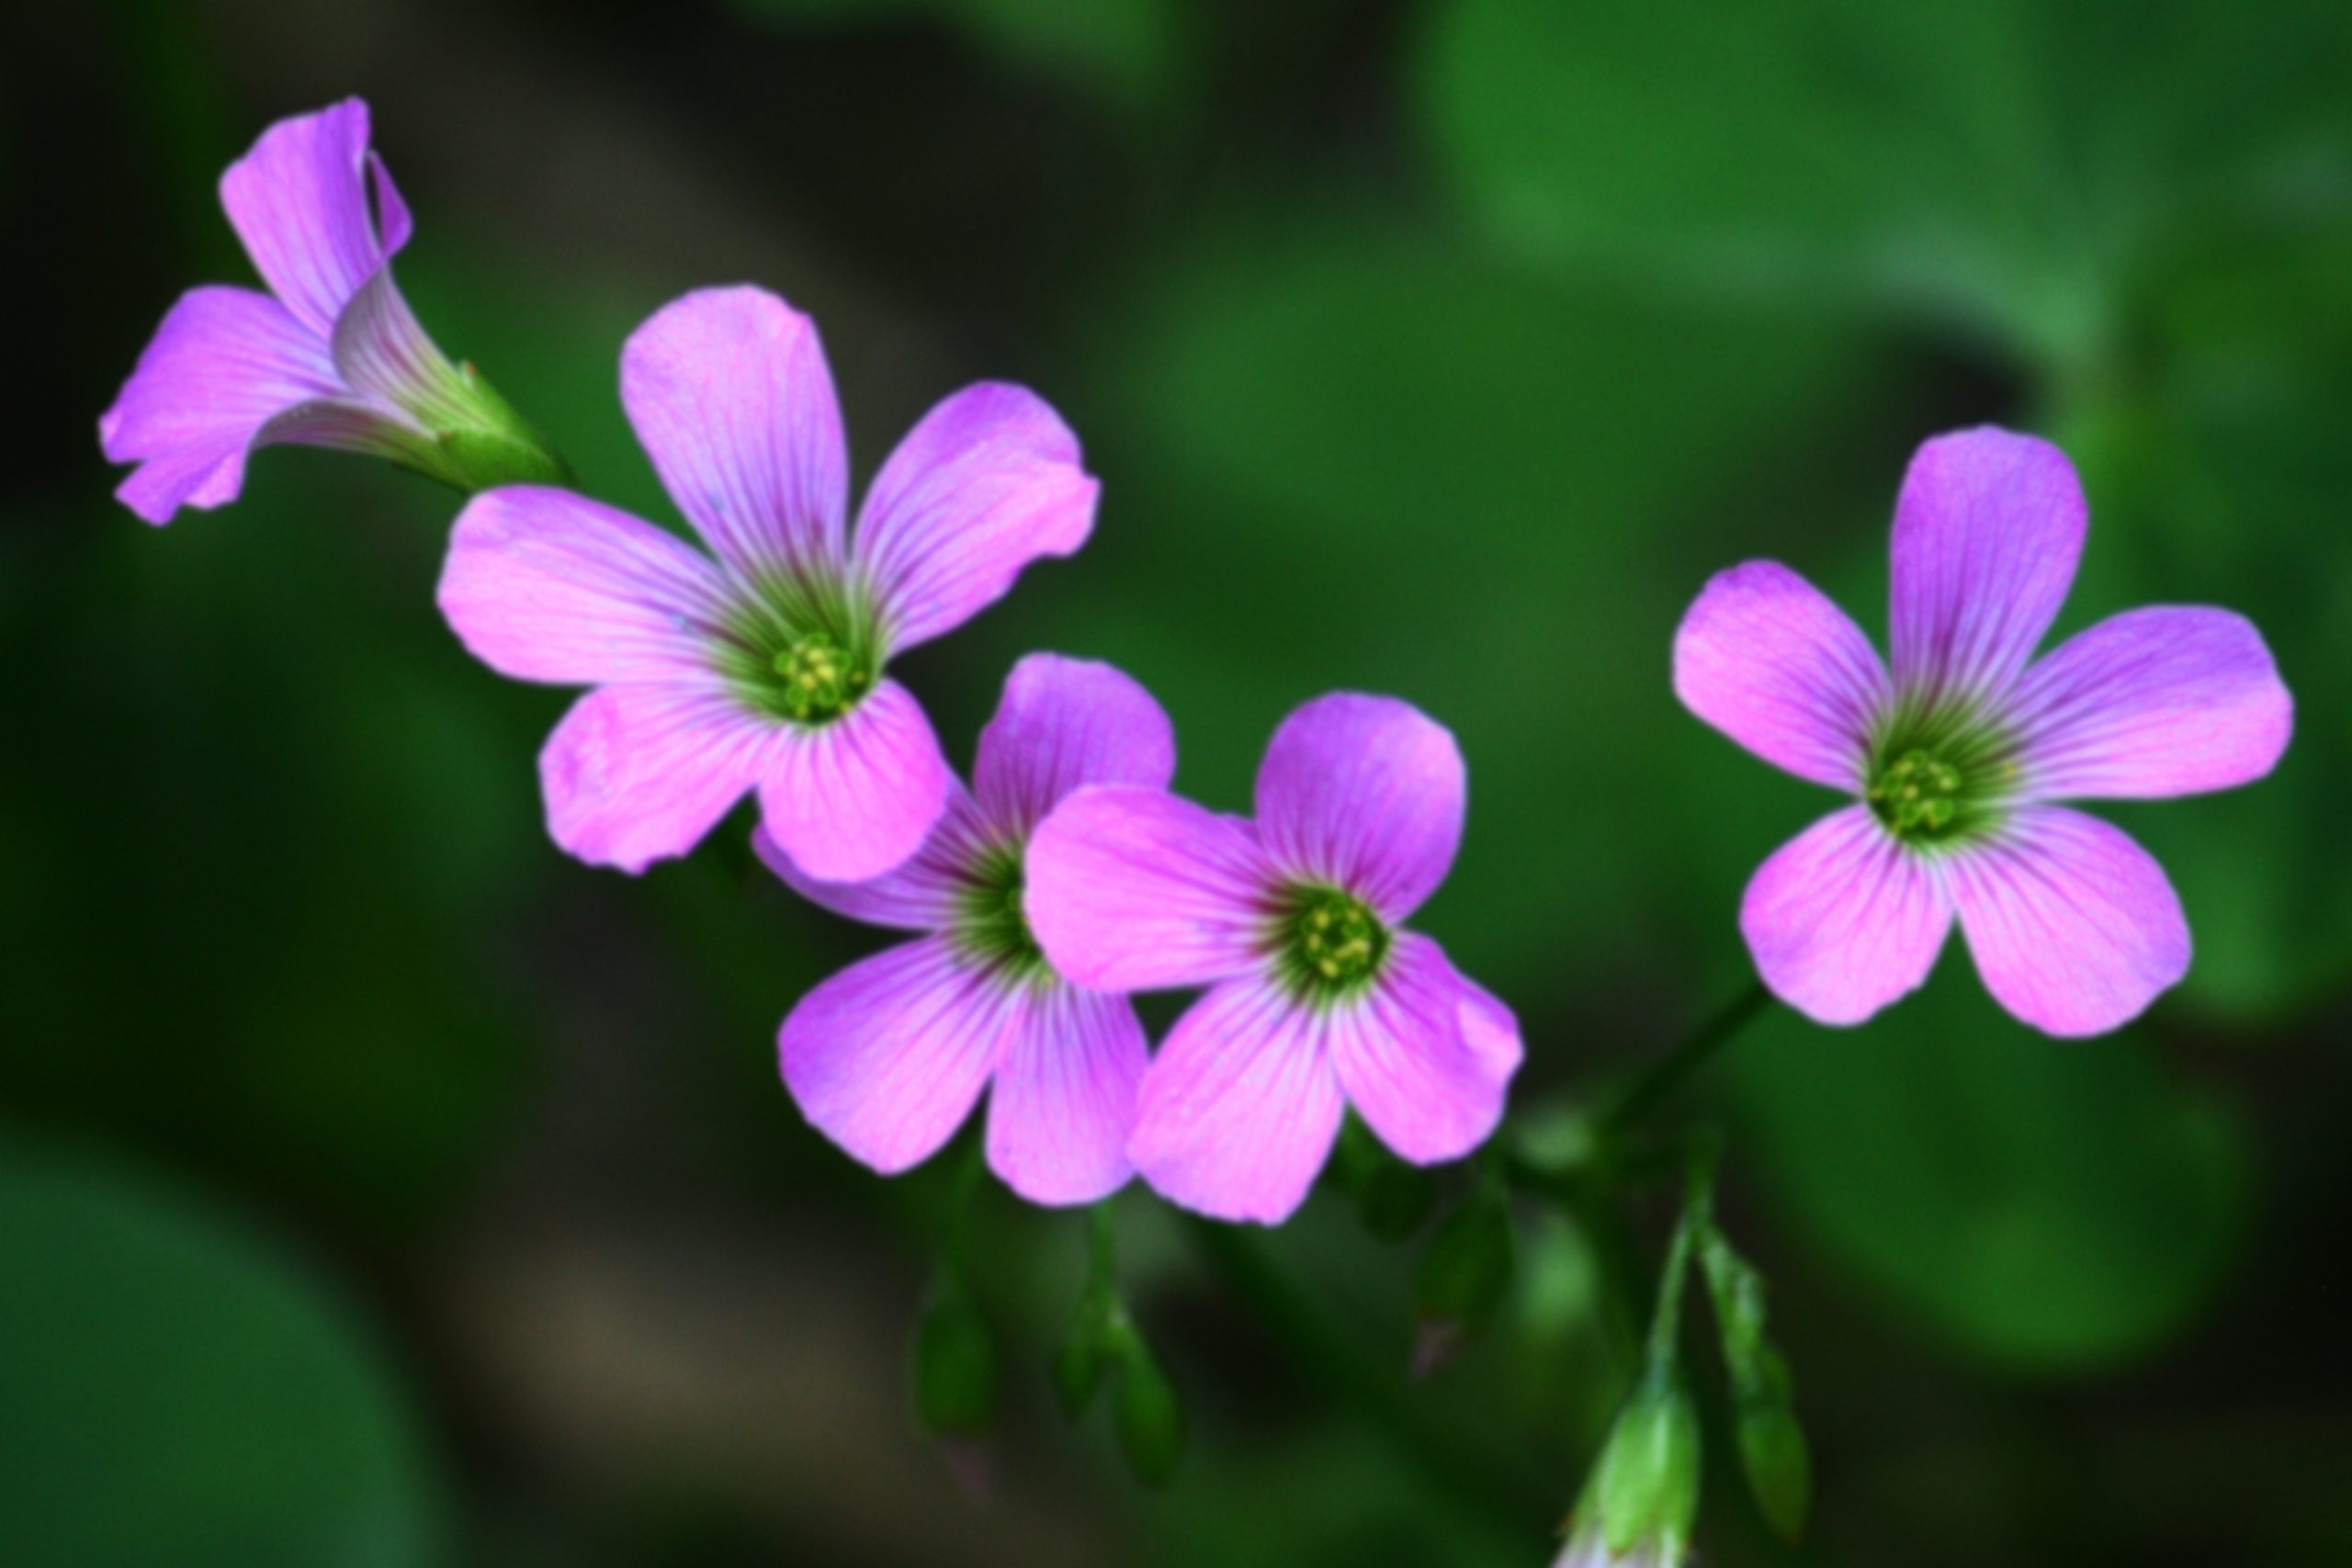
[435,285,1098,883]
[1023,693,1523,1224]
[765,654,1170,1205]
[100,99,561,525]
[1675,425,2292,1036]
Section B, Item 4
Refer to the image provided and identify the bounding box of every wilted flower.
[1024,693,1522,1224]
[765,655,1167,1203]
[1676,425,2291,1035]
[100,99,561,524]
[436,286,1097,881]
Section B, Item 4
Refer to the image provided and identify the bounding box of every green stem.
[1605,980,1773,1139]
[1183,1221,1550,1530]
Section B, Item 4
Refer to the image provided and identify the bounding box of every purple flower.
[1676,426,2292,1036]
[763,654,1170,1204]
[99,99,561,525]
[1024,694,1524,1224]
[436,286,1098,882]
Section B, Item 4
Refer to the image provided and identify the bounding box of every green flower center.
[1864,696,2022,847]
[956,842,1046,982]
[771,631,868,723]
[1276,886,1390,999]
[712,575,881,728]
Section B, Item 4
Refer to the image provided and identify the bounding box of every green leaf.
[1735,963,2251,1371]
[0,1140,444,1568]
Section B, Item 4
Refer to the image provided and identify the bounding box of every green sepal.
[1109,1332,1184,1488]
[388,361,571,494]
[910,1274,998,1438]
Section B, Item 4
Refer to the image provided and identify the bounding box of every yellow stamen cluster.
[773,631,868,723]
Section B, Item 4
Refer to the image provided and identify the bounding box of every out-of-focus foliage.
[6,0,2351,1564]
[0,1137,443,1568]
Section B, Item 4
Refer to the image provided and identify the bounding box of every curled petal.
[98,287,345,524]
[1025,785,1272,993]
[754,679,951,884]
[1329,935,1518,1166]
[753,785,987,932]
[973,654,1176,838]
[1889,426,2086,703]
[856,383,1098,650]
[540,682,780,873]
[1673,560,1886,789]
[780,936,1014,1176]
[987,986,1148,1205]
[1740,806,1953,1026]
[438,488,729,684]
[1949,807,2189,1037]
[1128,978,1346,1224]
[220,98,401,339]
[1253,694,1464,922]
[2012,606,2292,800]
[621,287,849,581]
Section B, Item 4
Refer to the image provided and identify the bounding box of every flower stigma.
[1277,886,1390,1000]
[772,630,869,723]
[1864,698,2021,847]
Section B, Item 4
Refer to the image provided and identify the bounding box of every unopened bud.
[1566,1370,1700,1564]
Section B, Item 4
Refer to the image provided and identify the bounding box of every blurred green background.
[6,1,2350,1563]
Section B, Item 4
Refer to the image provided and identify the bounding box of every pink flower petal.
[1329,935,1517,1166]
[98,286,345,525]
[972,654,1176,838]
[1673,560,1887,790]
[438,487,729,684]
[2010,606,2292,800]
[754,679,951,883]
[986,984,1148,1205]
[1252,694,1464,923]
[780,936,1015,1176]
[1127,978,1347,1224]
[1025,785,1273,992]
[752,786,987,932]
[1948,807,2189,1037]
[1889,426,2086,703]
[855,383,1098,651]
[1740,806,1954,1026]
[620,287,849,581]
[540,682,779,873]
[219,99,401,339]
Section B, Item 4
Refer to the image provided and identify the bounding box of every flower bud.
[1699,1229,1811,1542]
[1563,1370,1700,1565]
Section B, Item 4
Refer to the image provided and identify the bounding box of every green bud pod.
[1111,1336,1184,1488]
[1414,1190,1516,1346]
[1735,1366,1812,1545]
[1587,1370,1702,1560]
[910,1278,997,1438]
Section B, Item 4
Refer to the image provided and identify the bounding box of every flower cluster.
[101,102,2291,1235]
